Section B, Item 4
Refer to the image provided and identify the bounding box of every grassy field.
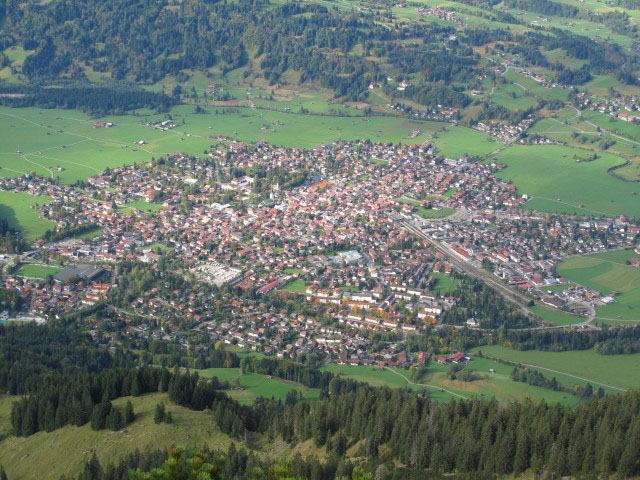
[490,84,538,112]
[282,278,307,294]
[471,345,640,393]
[318,361,577,404]
[423,357,579,405]
[430,272,460,294]
[432,126,501,159]
[0,393,234,480]
[557,250,640,321]
[529,305,585,326]
[127,199,165,211]
[198,368,320,404]
[0,191,55,241]
[318,364,465,402]
[16,264,62,279]
[397,198,455,219]
[493,145,640,217]
[0,106,450,186]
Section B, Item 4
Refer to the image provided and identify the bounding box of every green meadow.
[0,105,461,185]
[490,84,538,112]
[557,249,640,321]
[198,368,320,404]
[529,305,584,326]
[424,357,579,405]
[397,198,456,219]
[430,272,460,294]
[471,345,640,393]
[493,145,640,217]
[431,126,500,159]
[0,191,55,241]
[282,278,307,294]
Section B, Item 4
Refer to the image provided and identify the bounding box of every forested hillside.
[2,324,640,479]
[0,0,634,105]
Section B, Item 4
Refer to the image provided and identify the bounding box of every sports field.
[430,272,460,294]
[471,345,640,393]
[557,249,640,321]
[397,198,455,219]
[493,145,640,217]
[0,190,55,241]
[16,264,62,279]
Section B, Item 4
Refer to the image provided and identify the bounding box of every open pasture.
[502,70,570,102]
[490,84,538,112]
[0,191,55,241]
[470,345,640,393]
[198,368,320,404]
[557,250,640,321]
[529,305,584,326]
[0,105,451,186]
[492,145,640,217]
[431,126,501,159]
[424,357,579,405]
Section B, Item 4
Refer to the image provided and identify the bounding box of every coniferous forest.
[3,324,640,479]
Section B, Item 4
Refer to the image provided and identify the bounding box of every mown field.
[430,272,460,294]
[396,198,455,219]
[471,345,640,393]
[492,145,640,217]
[0,191,55,241]
[557,249,640,321]
[430,126,500,159]
[318,363,467,402]
[15,264,62,279]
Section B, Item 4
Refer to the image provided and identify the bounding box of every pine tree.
[125,400,135,424]
[154,402,165,424]
[165,411,173,424]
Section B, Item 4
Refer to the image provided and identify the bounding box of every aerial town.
[1,138,637,367]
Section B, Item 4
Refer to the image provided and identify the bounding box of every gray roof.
[53,264,105,282]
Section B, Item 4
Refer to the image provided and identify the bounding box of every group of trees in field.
[440,277,531,329]
[500,326,640,354]
[0,218,25,254]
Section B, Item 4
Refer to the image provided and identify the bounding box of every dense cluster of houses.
[0,136,638,358]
